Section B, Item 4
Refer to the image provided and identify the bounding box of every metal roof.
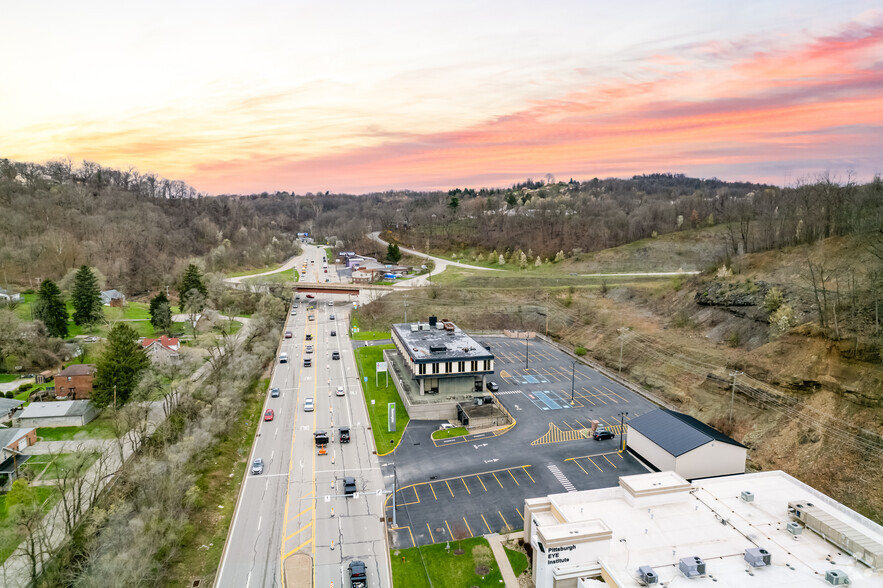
[0,428,34,449]
[0,398,25,412]
[18,400,94,419]
[628,408,746,457]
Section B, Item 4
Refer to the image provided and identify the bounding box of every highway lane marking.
[282,536,313,560]
[499,511,510,530]
[481,514,492,533]
[283,521,312,542]
[258,516,262,531]
[508,469,519,486]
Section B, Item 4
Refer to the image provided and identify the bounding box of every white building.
[15,400,99,428]
[524,470,883,588]
[626,408,747,480]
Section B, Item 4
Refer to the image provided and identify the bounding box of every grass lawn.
[391,537,504,588]
[36,410,118,441]
[0,374,19,383]
[504,545,529,577]
[350,330,391,341]
[226,263,285,278]
[431,427,468,440]
[0,486,60,564]
[21,452,99,481]
[353,345,408,452]
[164,378,268,583]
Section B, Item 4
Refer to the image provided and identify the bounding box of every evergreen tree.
[149,291,172,333]
[33,279,68,338]
[92,323,149,408]
[178,264,207,313]
[71,265,102,326]
[386,243,402,263]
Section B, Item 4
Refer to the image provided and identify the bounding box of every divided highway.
[217,246,390,588]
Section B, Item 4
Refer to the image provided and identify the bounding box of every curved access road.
[367,231,500,287]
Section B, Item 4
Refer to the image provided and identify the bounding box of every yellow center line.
[603,454,618,469]
[492,472,504,488]
[283,521,313,543]
[426,523,435,543]
[481,513,492,533]
[429,482,438,500]
[499,511,510,530]
[476,475,488,491]
[445,519,453,539]
[445,480,455,497]
[508,469,520,485]
[463,517,473,537]
[522,466,535,483]
[461,477,471,494]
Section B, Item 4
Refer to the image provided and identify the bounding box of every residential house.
[100,289,126,307]
[0,287,22,302]
[141,335,181,364]
[0,428,36,452]
[351,270,374,284]
[54,364,96,399]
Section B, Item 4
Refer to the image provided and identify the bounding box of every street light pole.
[525,334,530,370]
[570,360,577,406]
[390,439,397,527]
[619,411,629,452]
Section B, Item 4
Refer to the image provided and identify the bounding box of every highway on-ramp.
[217,246,390,588]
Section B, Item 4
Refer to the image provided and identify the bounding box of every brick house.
[54,364,96,399]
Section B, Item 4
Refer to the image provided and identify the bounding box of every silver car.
[304,398,314,412]
[251,458,264,475]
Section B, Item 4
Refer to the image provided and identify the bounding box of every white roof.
[18,400,93,419]
[533,471,883,587]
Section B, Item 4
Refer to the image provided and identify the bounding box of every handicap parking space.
[386,466,535,548]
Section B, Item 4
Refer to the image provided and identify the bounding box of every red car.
[264,409,274,421]
[285,331,292,339]
[306,294,315,299]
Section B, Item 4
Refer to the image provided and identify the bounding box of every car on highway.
[290,309,296,316]
[329,314,335,320]
[336,386,345,396]
[270,387,280,398]
[285,331,292,338]
[251,458,264,475]
[279,352,288,363]
[305,333,312,340]
[304,398,314,412]
[339,426,350,443]
[303,357,312,367]
[330,330,336,336]
[348,560,367,588]
[593,427,615,440]
[309,315,315,321]
[332,351,340,360]
[264,409,274,421]
[306,345,313,353]
[327,301,334,306]
[486,381,499,392]
[343,477,357,497]
[306,294,315,298]
[324,268,327,273]
[324,278,330,282]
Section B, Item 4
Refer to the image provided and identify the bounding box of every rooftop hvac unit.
[825,570,850,585]
[679,556,706,578]
[421,324,430,331]
[429,316,437,326]
[637,565,658,585]
[786,522,803,536]
[744,547,771,568]
[429,344,447,353]
[410,324,419,332]
[741,490,755,502]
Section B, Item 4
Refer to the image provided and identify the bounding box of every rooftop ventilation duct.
[678,556,705,578]
[637,565,658,585]
[741,490,755,502]
[744,547,771,568]
[825,570,849,585]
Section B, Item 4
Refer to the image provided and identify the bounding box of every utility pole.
[545,292,549,336]
[617,327,629,373]
[113,385,117,409]
[525,333,530,370]
[729,371,743,424]
[570,360,577,406]
[404,297,408,324]
[390,439,397,527]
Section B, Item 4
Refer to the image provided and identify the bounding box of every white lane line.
[257,515,262,531]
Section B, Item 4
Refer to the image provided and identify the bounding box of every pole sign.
[388,403,396,432]
[376,362,387,373]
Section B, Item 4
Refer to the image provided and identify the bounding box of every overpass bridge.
[231,281,394,296]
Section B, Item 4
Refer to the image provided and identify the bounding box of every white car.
[304,398,314,412]
[336,386,345,397]
[306,345,313,353]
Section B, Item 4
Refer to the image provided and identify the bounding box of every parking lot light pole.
[525,333,530,370]
[619,411,628,452]
[570,360,577,405]
[390,439,397,527]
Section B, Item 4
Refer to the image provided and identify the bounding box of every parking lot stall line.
[603,454,618,468]
[481,514,492,534]
[521,466,535,483]
[586,457,603,472]
[428,482,438,500]
[445,480,454,497]
[475,474,488,491]
[425,523,434,543]
[514,507,524,521]
[570,459,590,476]
[507,469,520,486]
[445,520,454,540]
[463,517,473,538]
[492,472,504,488]
[499,511,510,531]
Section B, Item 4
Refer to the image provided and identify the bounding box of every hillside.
[354,229,883,522]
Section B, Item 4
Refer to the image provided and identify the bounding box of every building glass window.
[483,360,491,371]
[418,364,426,375]
[445,362,453,373]
[432,362,440,374]
[470,360,478,372]
[458,361,465,372]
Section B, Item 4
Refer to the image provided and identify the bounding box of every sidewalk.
[486,532,520,588]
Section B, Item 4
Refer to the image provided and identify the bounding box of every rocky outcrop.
[694,280,771,307]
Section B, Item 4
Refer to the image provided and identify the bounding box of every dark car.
[343,476,357,496]
[264,409,274,421]
[332,351,340,360]
[270,387,280,398]
[348,560,366,588]
[339,426,350,443]
[285,331,292,339]
[486,381,499,392]
[306,294,315,298]
[306,333,313,340]
[593,427,615,440]
[330,330,336,336]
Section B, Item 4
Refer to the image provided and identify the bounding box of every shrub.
[763,287,784,313]
[17,383,32,393]
[769,304,797,336]
[574,346,587,357]
[5,391,13,399]
[727,331,741,347]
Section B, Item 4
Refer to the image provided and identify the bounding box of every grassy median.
[353,344,408,453]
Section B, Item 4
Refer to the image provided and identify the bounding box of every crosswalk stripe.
[547,464,577,493]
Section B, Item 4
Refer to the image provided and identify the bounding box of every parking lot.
[382,335,658,547]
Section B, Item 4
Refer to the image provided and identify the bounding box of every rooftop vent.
[678,556,706,578]
[421,323,431,331]
[741,490,755,502]
[786,522,802,536]
[429,316,437,326]
[825,570,849,585]
[637,565,658,585]
[429,344,447,353]
[411,324,419,332]
[744,547,771,568]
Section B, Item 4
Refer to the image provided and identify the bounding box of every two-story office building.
[391,317,494,396]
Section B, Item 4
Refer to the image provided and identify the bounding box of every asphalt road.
[217,246,390,588]
[384,336,658,548]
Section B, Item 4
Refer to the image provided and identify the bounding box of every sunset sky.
[2,1,882,194]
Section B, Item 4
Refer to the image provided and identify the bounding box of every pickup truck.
[347,560,366,588]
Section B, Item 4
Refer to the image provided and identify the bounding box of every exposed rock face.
[694,280,771,307]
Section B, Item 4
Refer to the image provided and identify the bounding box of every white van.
[279,352,288,363]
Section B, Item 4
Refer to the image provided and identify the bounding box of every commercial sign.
[547,545,576,565]
[376,362,388,373]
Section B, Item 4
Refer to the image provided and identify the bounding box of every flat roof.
[392,322,493,363]
[532,471,883,587]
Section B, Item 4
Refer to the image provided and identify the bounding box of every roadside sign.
[388,403,396,432]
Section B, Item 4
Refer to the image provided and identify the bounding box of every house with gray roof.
[0,287,22,302]
[15,400,99,428]
[626,408,747,480]
[100,289,125,306]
